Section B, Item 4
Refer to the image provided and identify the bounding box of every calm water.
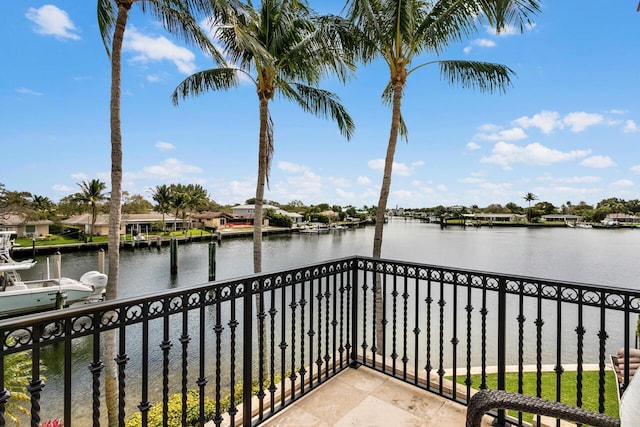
[20,218,640,291]
[12,219,640,423]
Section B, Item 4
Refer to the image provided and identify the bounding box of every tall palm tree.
[97,2,226,425]
[150,184,172,233]
[524,192,538,222]
[345,0,540,354]
[172,0,355,273]
[75,179,107,242]
[344,0,540,261]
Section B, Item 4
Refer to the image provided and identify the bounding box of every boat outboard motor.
[80,271,108,296]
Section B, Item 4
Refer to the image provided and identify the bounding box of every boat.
[575,223,593,229]
[0,231,107,317]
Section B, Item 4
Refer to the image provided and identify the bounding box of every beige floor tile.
[258,367,468,427]
[260,406,331,427]
[334,395,424,427]
[294,376,370,424]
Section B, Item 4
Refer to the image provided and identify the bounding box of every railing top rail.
[1,255,638,334]
[353,255,640,297]
[0,256,358,330]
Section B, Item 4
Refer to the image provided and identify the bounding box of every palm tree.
[150,184,172,233]
[345,0,539,354]
[524,192,538,222]
[184,183,209,229]
[344,0,539,261]
[169,184,190,232]
[172,0,355,273]
[75,179,107,242]
[97,1,225,424]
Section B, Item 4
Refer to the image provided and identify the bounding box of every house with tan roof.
[0,213,53,237]
[62,213,183,236]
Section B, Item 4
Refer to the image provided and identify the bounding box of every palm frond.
[439,60,514,94]
[481,0,541,33]
[145,0,227,65]
[284,82,355,140]
[97,0,116,58]
[172,68,240,105]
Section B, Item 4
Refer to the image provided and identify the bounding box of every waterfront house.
[62,212,184,236]
[190,211,235,230]
[604,213,640,224]
[232,204,304,224]
[541,214,583,223]
[472,213,526,223]
[0,213,52,237]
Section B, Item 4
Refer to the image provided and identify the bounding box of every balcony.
[0,256,635,426]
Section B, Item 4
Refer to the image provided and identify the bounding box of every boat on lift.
[0,231,107,317]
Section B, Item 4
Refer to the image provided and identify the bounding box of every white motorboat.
[0,231,107,317]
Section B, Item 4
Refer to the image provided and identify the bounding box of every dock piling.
[170,238,178,275]
[208,241,216,281]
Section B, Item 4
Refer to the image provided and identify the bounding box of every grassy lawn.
[455,371,619,423]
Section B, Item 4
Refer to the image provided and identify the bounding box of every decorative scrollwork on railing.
[603,292,625,309]
[560,287,580,303]
[455,273,469,286]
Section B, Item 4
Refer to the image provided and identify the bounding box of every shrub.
[125,390,215,427]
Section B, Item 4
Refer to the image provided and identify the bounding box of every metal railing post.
[350,259,359,368]
[496,277,507,426]
[243,281,253,427]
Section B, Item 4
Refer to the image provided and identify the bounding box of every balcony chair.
[465,389,620,427]
[466,348,640,426]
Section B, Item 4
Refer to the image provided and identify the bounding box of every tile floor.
[257,367,482,426]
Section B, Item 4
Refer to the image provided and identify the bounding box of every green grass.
[454,371,619,423]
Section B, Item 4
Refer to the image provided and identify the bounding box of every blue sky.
[2,2,639,209]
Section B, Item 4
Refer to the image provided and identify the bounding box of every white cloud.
[460,177,485,184]
[142,158,203,178]
[512,111,562,134]
[147,74,162,83]
[71,172,89,180]
[623,120,638,133]
[279,161,309,174]
[357,176,371,185]
[124,27,197,74]
[563,112,604,132]
[52,184,72,192]
[16,88,43,96]
[329,176,350,187]
[335,188,357,199]
[467,142,481,150]
[481,142,590,168]
[26,5,80,40]
[631,165,640,174]
[486,24,519,36]
[580,155,616,168]
[155,141,175,151]
[610,179,634,188]
[475,127,528,141]
[367,159,414,176]
[464,38,496,53]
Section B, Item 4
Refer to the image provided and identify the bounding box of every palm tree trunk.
[254,97,268,275]
[373,78,405,356]
[90,204,97,243]
[105,4,129,427]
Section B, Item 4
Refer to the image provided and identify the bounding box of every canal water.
[13,219,640,423]
[20,218,640,292]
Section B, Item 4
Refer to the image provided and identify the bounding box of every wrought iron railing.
[0,256,637,426]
